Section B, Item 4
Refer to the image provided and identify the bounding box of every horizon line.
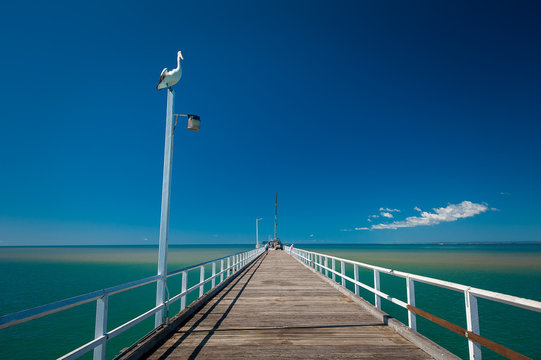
[1,240,540,247]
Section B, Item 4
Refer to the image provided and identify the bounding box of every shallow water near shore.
[1,243,540,360]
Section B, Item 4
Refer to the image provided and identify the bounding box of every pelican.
[156,51,183,90]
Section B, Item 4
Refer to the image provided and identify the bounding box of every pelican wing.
[156,68,168,90]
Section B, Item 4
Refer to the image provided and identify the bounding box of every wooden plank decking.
[140,251,435,359]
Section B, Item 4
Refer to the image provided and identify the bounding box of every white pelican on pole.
[156,51,183,90]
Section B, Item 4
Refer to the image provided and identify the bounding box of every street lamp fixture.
[174,113,201,132]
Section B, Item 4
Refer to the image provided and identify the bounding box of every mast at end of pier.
[274,192,278,241]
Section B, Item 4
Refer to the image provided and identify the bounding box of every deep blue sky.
[1,1,540,245]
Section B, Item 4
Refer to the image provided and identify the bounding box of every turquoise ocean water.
[1,244,540,359]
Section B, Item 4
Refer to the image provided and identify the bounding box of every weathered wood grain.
[146,251,434,359]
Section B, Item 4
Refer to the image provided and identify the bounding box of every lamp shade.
[187,115,201,131]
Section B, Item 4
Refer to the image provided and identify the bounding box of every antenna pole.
[274,192,277,240]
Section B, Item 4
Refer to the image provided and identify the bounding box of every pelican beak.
[179,52,184,61]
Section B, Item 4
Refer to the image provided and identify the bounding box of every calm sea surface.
[1,244,540,359]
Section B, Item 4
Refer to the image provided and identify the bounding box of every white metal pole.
[213,262,217,288]
[407,276,417,330]
[374,270,381,309]
[199,265,205,297]
[180,271,187,312]
[93,295,108,360]
[465,290,482,360]
[256,218,262,249]
[220,259,224,282]
[155,88,175,328]
[354,265,359,296]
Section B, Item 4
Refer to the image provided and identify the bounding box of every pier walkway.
[135,251,435,359]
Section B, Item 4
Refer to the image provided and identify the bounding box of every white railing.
[286,247,540,360]
[0,247,266,360]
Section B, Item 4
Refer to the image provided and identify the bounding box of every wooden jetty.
[118,251,454,359]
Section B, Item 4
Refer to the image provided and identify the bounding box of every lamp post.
[255,218,263,248]
[155,88,201,328]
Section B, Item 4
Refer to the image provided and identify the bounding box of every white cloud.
[340,229,353,232]
[380,207,400,212]
[414,206,422,212]
[354,227,370,231]
[367,218,372,222]
[380,212,394,218]
[370,201,488,230]
[369,214,379,218]
[309,234,314,238]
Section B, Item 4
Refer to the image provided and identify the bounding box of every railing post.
[199,265,205,297]
[332,258,336,281]
[374,270,381,309]
[317,255,321,272]
[212,262,216,288]
[93,294,108,360]
[220,260,224,283]
[325,257,328,277]
[227,257,231,277]
[465,289,482,360]
[180,271,187,311]
[406,276,417,330]
[354,265,359,296]
[341,261,346,287]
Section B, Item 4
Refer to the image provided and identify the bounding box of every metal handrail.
[0,247,266,360]
[287,247,540,360]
